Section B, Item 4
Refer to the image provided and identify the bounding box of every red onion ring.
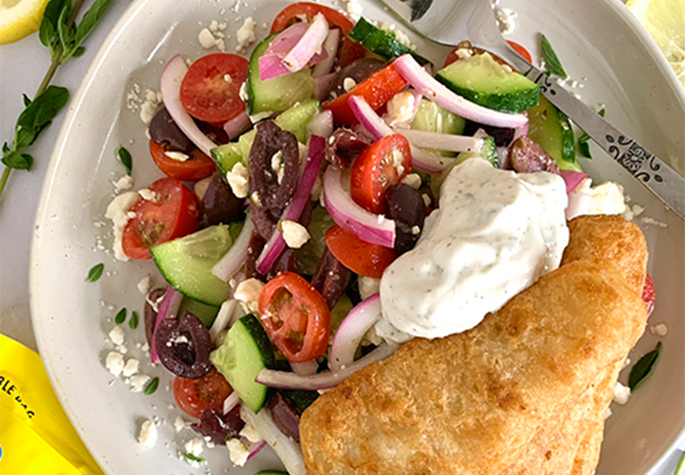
[307,110,334,139]
[312,28,340,78]
[150,287,184,363]
[211,219,255,282]
[223,111,251,140]
[330,293,382,372]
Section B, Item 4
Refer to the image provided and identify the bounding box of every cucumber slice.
[281,390,319,415]
[210,314,275,413]
[430,136,497,198]
[295,206,334,275]
[349,18,431,66]
[211,99,320,175]
[528,95,581,171]
[151,225,233,306]
[436,53,539,113]
[247,34,315,115]
[179,297,219,328]
[410,99,466,157]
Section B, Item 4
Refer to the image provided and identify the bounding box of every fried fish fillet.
[300,216,648,475]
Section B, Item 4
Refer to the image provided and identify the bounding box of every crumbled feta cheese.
[164,151,190,162]
[223,74,233,83]
[237,17,257,48]
[640,216,668,228]
[239,82,249,102]
[358,276,381,301]
[105,351,125,377]
[109,326,126,346]
[622,203,645,221]
[239,423,262,443]
[613,382,631,405]
[604,407,613,420]
[401,173,422,189]
[138,188,158,202]
[386,91,416,125]
[140,89,163,125]
[199,28,217,49]
[249,110,274,123]
[650,323,668,336]
[105,192,139,261]
[137,420,158,449]
[271,151,284,185]
[362,324,383,346]
[343,77,357,93]
[226,162,249,198]
[411,225,421,235]
[137,275,152,295]
[114,175,134,193]
[422,193,431,207]
[455,48,472,59]
[569,179,627,218]
[495,7,517,34]
[122,358,140,378]
[172,335,189,345]
[281,220,311,249]
[226,438,250,467]
[129,374,151,393]
[174,415,190,433]
[234,278,264,314]
[117,344,128,355]
[345,0,363,20]
[391,148,405,176]
[379,23,414,49]
[185,437,205,457]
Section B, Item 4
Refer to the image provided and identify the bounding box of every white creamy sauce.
[378,157,569,342]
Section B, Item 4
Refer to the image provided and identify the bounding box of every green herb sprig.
[628,341,662,391]
[0,0,113,201]
[144,376,159,395]
[128,310,139,330]
[183,453,206,464]
[541,34,567,78]
[86,263,104,282]
[114,308,127,325]
[577,108,606,158]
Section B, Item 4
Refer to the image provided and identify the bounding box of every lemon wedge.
[0,0,50,45]
[627,0,685,86]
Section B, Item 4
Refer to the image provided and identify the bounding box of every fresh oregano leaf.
[86,263,104,282]
[22,94,32,107]
[117,146,132,175]
[16,127,38,149]
[144,377,159,395]
[541,34,567,78]
[628,341,662,391]
[114,308,127,325]
[183,453,205,463]
[129,311,139,330]
[2,150,33,170]
[17,86,70,130]
[39,0,68,50]
[72,46,86,57]
[56,1,75,53]
[72,0,113,53]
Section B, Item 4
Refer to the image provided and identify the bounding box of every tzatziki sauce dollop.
[377,157,569,342]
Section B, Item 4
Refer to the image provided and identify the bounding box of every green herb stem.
[0,168,11,198]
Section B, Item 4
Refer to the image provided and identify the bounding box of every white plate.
[30,0,685,474]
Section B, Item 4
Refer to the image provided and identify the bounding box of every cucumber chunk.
[211,314,275,413]
[349,18,431,66]
[211,99,320,175]
[410,99,466,157]
[431,136,497,198]
[151,225,233,306]
[179,298,219,328]
[247,34,315,115]
[281,390,319,415]
[436,53,539,113]
[528,95,581,171]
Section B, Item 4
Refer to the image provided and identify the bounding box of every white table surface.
[0,1,681,473]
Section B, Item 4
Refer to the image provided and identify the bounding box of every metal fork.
[378,0,685,220]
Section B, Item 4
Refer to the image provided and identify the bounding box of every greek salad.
[104,2,657,472]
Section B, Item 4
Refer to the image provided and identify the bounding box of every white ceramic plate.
[30,0,685,474]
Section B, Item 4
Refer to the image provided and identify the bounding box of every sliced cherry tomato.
[324,63,408,125]
[180,53,249,124]
[258,272,331,363]
[173,368,233,419]
[642,273,655,318]
[149,140,216,181]
[351,134,412,214]
[325,225,397,278]
[443,40,532,68]
[122,177,199,260]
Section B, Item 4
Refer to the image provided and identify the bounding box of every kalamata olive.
[267,392,301,442]
[463,121,514,147]
[250,202,280,241]
[332,58,386,98]
[144,288,166,347]
[149,108,194,153]
[199,173,245,228]
[509,136,561,174]
[266,248,299,281]
[245,230,267,280]
[386,184,426,254]
[248,121,300,211]
[192,406,245,445]
[154,311,213,379]
[311,248,352,309]
[325,128,372,169]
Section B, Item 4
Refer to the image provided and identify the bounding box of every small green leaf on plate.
[86,263,104,282]
[577,108,606,159]
[144,376,159,395]
[628,341,662,391]
[541,34,567,78]
[117,146,132,175]
[114,308,127,325]
[183,453,206,463]
[128,311,139,330]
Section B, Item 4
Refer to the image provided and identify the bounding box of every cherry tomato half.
[122,177,199,260]
[149,140,216,181]
[325,225,397,278]
[443,40,532,68]
[173,368,233,419]
[642,273,655,318]
[180,53,249,124]
[258,272,331,363]
[351,134,412,215]
[324,63,408,126]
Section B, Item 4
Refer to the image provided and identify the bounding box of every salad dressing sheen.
[377,157,569,342]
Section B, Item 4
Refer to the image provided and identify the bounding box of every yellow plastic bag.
[0,334,105,475]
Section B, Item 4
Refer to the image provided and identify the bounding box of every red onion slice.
[314,72,338,101]
[393,128,484,153]
[223,390,241,415]
[323,166,396,248]
[150,287,184,363]
[266,22,309,55]
[282,13,329,72]
[560,169,588,194]
[307,110,334,139]
[392,54,529,128]
[290,360,319,376]
[240,405,306,475]
[223,111,251,140]
[330,293,382,372]
[246,440,267,461]
[256,343,398,390]
[160,55,218,157]
[348,95,453,173]
[209,299,238,343]
[511,111,530,144]
[211,219,255,282]
[312,28,340,78]
[255,135,326,275]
